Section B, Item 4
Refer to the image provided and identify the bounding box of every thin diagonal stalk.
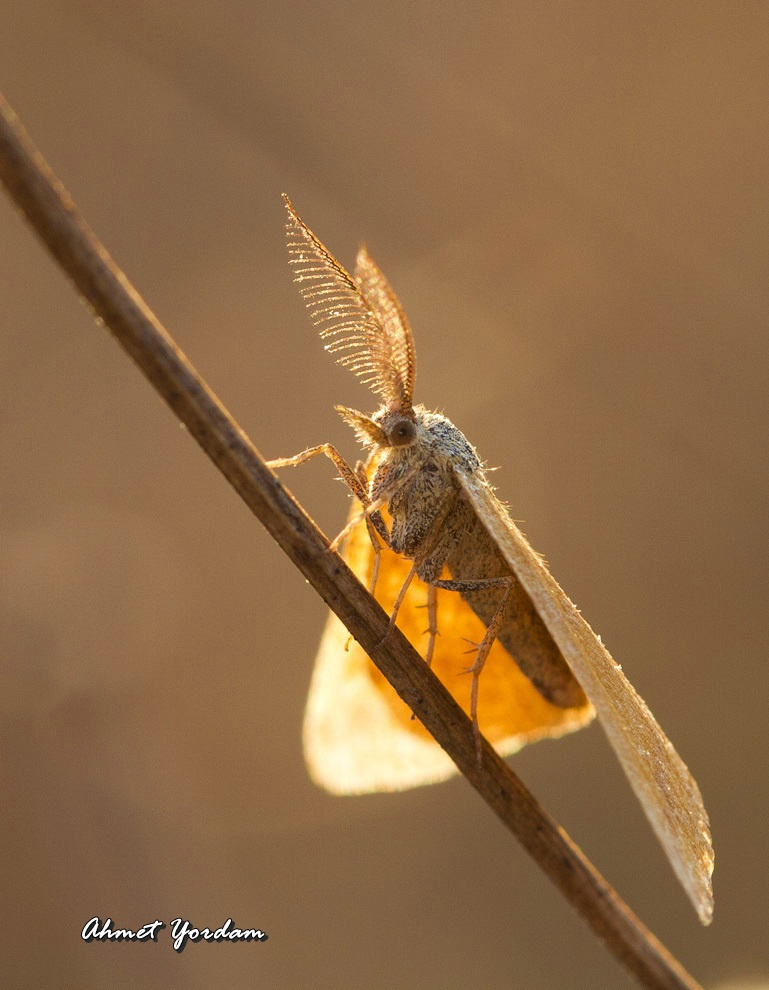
[0,91,702,990]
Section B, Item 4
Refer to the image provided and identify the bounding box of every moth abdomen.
[448,514,587,710]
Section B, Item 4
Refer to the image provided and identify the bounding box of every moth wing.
[303,606,462,794]
[455,468,714,924]
[303,501,594,795]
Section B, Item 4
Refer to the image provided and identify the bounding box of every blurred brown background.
[1,2,767,988]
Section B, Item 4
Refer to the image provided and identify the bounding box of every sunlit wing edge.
[455,469,714,924]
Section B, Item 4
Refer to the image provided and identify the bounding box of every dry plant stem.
[0,92,702,990]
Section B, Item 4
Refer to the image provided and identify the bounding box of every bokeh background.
[1,3,768,988]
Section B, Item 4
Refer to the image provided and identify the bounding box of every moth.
[269,195,714,924]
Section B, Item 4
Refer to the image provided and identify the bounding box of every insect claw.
[474,725,483,768]
[329,530,346,552]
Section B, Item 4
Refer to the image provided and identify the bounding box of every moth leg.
[267,444,389,546]
[405,583,440,723]
[334,455,428,552]
[354,461,384,595]
[268,442,363,494]
[329,494,389,551]
[388,563,418,630]
[378,562,416,690]
[424,583,438,668]
[429,574,515,764]
[340,462,386,653]
[366,521,382,593]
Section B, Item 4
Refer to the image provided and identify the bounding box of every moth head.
[336,405,417,450]
[386,417,417,447]
[371,405,418,448]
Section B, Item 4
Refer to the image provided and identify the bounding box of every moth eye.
[425,462,439,473]
[389,419,416,447]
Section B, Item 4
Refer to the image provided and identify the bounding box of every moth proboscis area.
[268,194,714,925]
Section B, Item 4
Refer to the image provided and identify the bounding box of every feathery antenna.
[283,195,415,410]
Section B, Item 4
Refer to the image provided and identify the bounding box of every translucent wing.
[284,196,413,410]
[455,468,714,924]
[304,500,594,794]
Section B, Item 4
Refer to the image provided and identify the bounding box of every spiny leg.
[429,574,514,764]
[343,508,384,652]
[352,461,384,595]
[424,583,438,668]
[375,562,416,673]
[330,494,389,551]
[268,442,364,498]
[330,456,426,552]
[367,520,382,594]
[407,582,440,723]
[267,443,389,546]
[388,563,417,631]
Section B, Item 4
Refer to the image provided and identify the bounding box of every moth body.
[274,195,714,924]
[360,403,585,709]
[368,405,475,558]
